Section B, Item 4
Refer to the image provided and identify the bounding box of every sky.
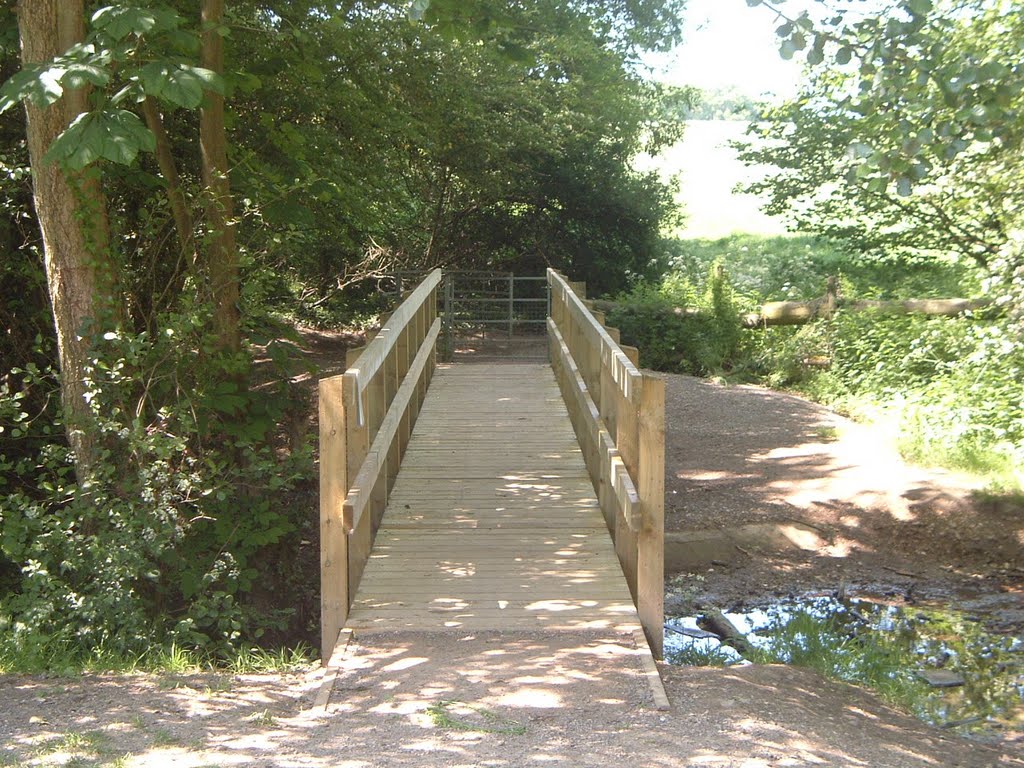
[645,0,818,100]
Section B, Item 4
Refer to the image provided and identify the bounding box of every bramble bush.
[0,307,314,666]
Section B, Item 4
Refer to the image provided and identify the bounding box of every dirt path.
[662,375,1024,632]
[2,364,1022,766]
[3,636,1021,767]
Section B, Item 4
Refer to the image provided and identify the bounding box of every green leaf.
[45,109,155,169]
[91,5,181,40]
[139,63,223,108]
[896,176,913,197]
[779,39,797,60]
[836,47,853,66]
[807,37,825,66]
[0,66,64,113]
[905,0,933,17]
[61,61,110,90]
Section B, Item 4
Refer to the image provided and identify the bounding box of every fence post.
[319,376,349,664]
[507,272,514,338]
[637,373,665,659]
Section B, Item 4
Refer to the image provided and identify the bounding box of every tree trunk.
[18,0,118,479]
[141,96,197,275]
[591,296,991,328]
[200,0,240,353]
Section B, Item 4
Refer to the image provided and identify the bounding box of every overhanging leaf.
[139,62,223,108]
[91,5,181,40]
[45,109,155,170]
[0,66,64,113]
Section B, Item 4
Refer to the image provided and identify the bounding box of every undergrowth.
[611,235,1023,493]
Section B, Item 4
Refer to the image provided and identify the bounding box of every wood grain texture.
[345,363,642,635]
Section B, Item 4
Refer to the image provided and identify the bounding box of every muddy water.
[666,595,1024,743]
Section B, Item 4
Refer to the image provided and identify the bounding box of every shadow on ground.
[2,631,1021,767]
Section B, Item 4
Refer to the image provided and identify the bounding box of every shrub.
[607,261,745,375]
[0,311,314,663]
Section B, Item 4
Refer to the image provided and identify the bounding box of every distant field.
[636,119,790,239]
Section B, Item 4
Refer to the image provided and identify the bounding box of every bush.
[607,262,744,375]
[0,311,314,664]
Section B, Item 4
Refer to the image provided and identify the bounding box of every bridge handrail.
[547,268,665,658]
[348,269,442,425]
[319,270,441,662]
[548,269,642,406]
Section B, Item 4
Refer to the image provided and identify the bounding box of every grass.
[425,700,527,736]
[226,644,313,674]
[0,638,313,678]
[666,644,738,667]
[21,729,123,768]
[247,709,277,728]
[149,728,179,747]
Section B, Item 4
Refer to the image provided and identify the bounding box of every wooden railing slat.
[343,318,441,533]
[546,268,664,658]
[347,268,442,425]
[320,272,440,665]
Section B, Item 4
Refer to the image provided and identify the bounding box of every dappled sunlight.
[1,653,1007,767]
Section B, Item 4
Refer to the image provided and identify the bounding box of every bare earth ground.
[2,358,1022,767]
[2,632,1022,767]
[662,375,1024,633]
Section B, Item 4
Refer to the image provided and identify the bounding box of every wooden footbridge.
[318,269,665,674]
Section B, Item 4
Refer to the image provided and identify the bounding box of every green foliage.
[48,109,156,170]
[677,86,761,121]
[648,235,1022,489]
[0,314,313,662]
[1,3,223,170]
[607,261,744,374]
[739,1,1024,325]
[669,235,978,302]
[0,0,687,669]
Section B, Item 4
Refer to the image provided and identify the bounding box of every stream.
[666,593,1024,743]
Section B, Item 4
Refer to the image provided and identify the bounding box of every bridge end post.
[637,373,665,659]
[319,375,350,666]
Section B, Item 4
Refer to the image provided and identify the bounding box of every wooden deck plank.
[344,363,643,634]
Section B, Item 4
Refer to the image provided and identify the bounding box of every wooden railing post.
[319,376,348,663]
[638,373,665,658]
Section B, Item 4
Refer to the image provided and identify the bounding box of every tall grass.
[0,634,314,676]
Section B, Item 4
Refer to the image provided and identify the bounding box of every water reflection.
[667,595,1023,741]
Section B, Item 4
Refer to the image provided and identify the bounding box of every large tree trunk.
[200,0,240,353]
[18,0,117,479]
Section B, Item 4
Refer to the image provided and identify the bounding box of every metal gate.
[442,272,549,361]
[384,271,550,361]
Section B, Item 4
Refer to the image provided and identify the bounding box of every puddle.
[666,595,1024,741]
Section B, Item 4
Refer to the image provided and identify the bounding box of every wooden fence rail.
[547,268,665,657]
[319,269,442,662]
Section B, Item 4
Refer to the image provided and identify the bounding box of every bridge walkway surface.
[345,362,641,633]
[317,269,668,716]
